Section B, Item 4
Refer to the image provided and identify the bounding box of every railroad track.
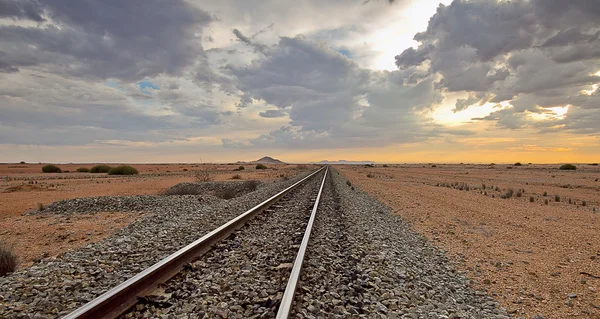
[63,166,329,319]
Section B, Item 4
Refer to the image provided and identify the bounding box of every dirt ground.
[337,164,600,319]
[0,163,313,267]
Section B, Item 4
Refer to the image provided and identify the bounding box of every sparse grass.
[559,164,577,170]
[90,165,111,173]
[231,174,242,180]
[514,162,522,166]
[501,188,514,199]
[530,196,535,203]
[555,195,560,202]
[37,202,44,211]
[76,167,90,172]
[42,164,62,173]
[255,164,267,170]
[107,165,139,175]
[0,242,18,276]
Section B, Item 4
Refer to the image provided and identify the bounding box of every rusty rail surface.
[276,166,328,318]
[63,166,326,319]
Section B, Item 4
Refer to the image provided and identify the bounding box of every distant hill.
[313,159,375,165]
[237,156,286,164]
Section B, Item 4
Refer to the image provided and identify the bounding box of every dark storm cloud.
[233,28,268,53]
[395,0,600,135]
[259,109,287,118]
[0,0,44,21]
[223,35,460,149]
[0,0,212,81]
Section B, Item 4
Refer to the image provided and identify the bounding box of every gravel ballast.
[292,169,511,318]
[0,172,313,318]
[120,170,326,318]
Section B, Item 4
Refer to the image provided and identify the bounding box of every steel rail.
[63,166,326,319]
[276,166,329,318]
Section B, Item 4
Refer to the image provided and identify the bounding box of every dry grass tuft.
[0,242,18,276]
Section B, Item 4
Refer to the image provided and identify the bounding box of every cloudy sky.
[1,0,599,163]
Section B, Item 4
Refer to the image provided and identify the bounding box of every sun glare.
[528,105,570,120]
[432,101,510,126]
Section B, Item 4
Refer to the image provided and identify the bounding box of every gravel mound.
[27,195,222,215]
[164,180,261,197]
[292,169,511,318]
[0,171,313,319]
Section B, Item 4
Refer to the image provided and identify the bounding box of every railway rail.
[63,166,329,319]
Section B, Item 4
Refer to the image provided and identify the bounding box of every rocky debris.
[26,195,221,215]
[164,180,261,197]
[120,170,325,318]
[292,169,512,318]
[0,171,312,318]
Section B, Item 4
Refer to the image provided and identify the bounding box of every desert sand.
[338,164,600,319]
[0,163,311,266]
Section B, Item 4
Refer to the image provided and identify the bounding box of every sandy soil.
[0,163,314,268]
[337,164,600,319]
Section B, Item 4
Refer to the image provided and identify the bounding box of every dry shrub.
[0,242,18,276]
[195,166,213,182]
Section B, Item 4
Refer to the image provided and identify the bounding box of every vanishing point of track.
[63,166,329,319]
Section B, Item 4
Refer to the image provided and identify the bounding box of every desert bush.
[367,173,374,178]
[514,162,522,166]
[232,174,242,180]
[76,167,90,172]
[506,166,513,169]
[19,161,26,164]
[42,164,62,173]
[0,242,18,276]
[545,199,549,205]
[568,198,572,204]
[90,165,111,173]
[383,164,389,167]
[543,191,548,196]
[590,163,598,166]
[431,164,437,167]
[559,164,577,170]
[183,168,188,172]
[255,164,267,170]
[555,195,560,202]
[195,166,212,182]
[516,191,522,197]
[529,196,535,203]
[351,186,355,191]
[582,201,587,207]
[234,166,245,171]
[107,165,139,175]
